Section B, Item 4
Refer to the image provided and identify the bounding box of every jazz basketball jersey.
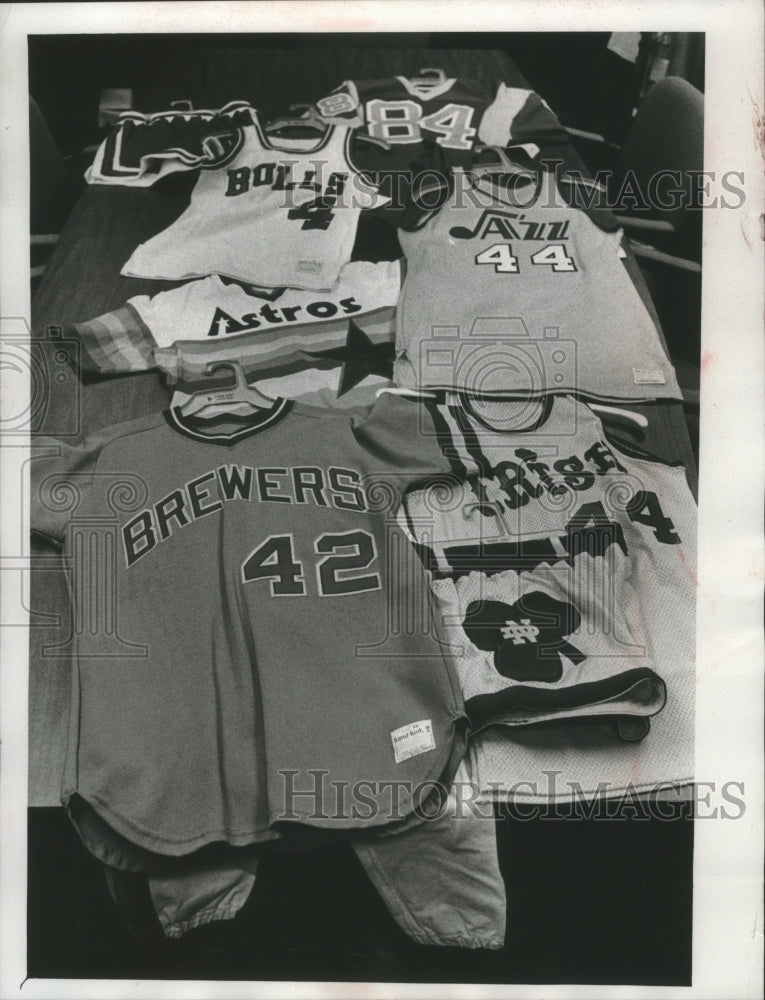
[30,393,479,866]
[394,163,682,402]
[71,260,401,409]
[400,394,696,736]
[87,101,386,289]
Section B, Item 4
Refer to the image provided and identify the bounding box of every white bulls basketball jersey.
[400,394,696,737]
[71,260,401,409]
[394,164,681,403]
[87,102,386,289]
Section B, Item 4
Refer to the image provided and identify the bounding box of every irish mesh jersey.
[400,394,696,738]
[87,101,386,289]
[71,260,401,409]
[30,393,477,864]
[314,76,565,170]
[394,163,682,402]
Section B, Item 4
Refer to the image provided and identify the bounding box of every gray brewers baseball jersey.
[31,393,477,864]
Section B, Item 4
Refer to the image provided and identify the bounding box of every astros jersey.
[87,101,386,289]
[394,163,682,402]
[400,394,696,737]
[314,76,565,172]
[71,260,401,409]
[30,393,477,867]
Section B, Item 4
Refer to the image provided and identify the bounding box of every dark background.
[29,31,705,157]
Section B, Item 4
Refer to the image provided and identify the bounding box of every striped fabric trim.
[423,397,489,481]
[73,299,397,382]
[446,400,494,479]
[466,668,667,732]
[422,398,470,479]
[157,305,396,385]
[72,304,157,374]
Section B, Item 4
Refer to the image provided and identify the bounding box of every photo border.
[2,2,763,998]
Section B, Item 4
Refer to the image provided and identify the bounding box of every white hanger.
[473,141,541,162]
[177,360,274,417]
[374,388,647,430]
[375,386,438,399]
[590,403,648,430]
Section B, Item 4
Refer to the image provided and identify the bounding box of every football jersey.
[30,393,477,865]
[314,76,565,172]
[394,163,682,402]
[87,101,386,289]
[71,260,401,409]
[400,394,696,739]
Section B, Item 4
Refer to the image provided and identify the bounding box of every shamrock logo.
[462,592,586,682]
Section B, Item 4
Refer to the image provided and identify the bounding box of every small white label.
[633,368,666,385]
[391,719,435,764]
[298,260,323,273]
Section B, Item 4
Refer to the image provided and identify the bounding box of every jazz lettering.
[450,209,571,243]
[450,209,577,275]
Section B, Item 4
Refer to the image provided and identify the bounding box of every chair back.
[613,76,704,258]
[29,95,69,234]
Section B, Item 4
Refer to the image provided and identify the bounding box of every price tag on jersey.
[391,719,436,763]
[632,368,667,384]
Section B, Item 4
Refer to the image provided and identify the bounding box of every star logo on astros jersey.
[310,319,395,397]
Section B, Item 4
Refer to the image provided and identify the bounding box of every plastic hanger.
[265,104,329,133]
[266,104,390,149]
[590,403,648,430]
[375,386,438,399]
[413,68,448,86]
[473,141,541,162]
[177,360,274,417]
[356,133,391,150]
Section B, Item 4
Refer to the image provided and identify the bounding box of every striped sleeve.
[71,302,158,374]
[479,84,566,146]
